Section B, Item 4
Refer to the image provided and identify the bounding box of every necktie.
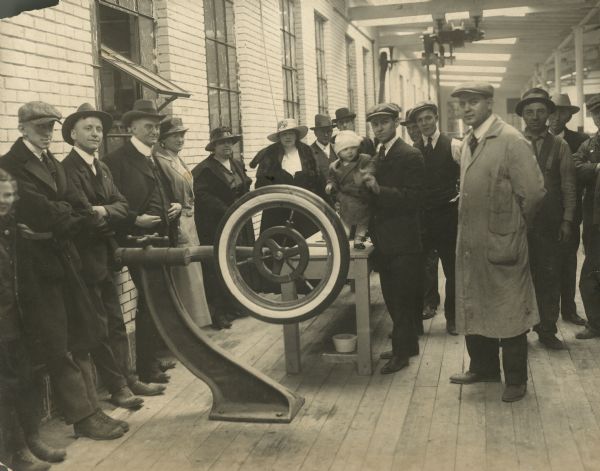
[424,136,434,156]
[377,144,386,160]
[469,135,478,155]
[41,152,56,181]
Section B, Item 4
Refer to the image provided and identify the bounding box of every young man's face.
[415,109,438,138]
[71,116,103,154]
[548,108,573,134]
[130,117,161,147]
[314,127,333,146]
[336,117,355,131]
[19,121,55,150]
[458,94,493,129]
[369,115,399,144]
[406,123,421,143]
[522,102,550,134]
[0,180,17,217]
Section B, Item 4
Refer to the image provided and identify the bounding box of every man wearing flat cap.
[518,88,576,350]
[449,83,545,403]
[549,94,589,326]
[573,94,600,339]
[310,114,337,177]
[0,102,126,439]
[62,103,165,414]
[104,99,182,385]
[363,102,424,374]
[412,100,461,334]
[333,107,376,156]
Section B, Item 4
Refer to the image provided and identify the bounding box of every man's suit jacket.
[563,127,589,154]
[104,140,178,244]
[369,137,424,257]
[63,149,128,283]
[310,141,337,177]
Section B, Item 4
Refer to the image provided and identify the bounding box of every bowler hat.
[62,103,113,145]
[450,82,495,99]
[551,94,580,114]
[310,114,334,130]
[121,99,166,127]
[586,94,600,113]
[267,118,308,142]
[18,101,62,125]
[160,117,188,140]
[206,126,241,152]
[516,88,556,117]
[333,107,357,125]
[411,101,438,119]
[366,103,401,122]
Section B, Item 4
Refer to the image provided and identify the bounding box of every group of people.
[2,78,600,469]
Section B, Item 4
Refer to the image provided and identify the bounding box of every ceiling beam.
[349,0,589,22]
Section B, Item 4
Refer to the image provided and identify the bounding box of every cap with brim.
[551,93,580,114]
[516,88,556,117]
[267,118,308,142]
[18,101,62,125]
[450,82,494,99]
[121,99,166,127]
[206,126,241,151]
[310,114,334,130]
[411,101,438,119]
[62,103,113,145]
[400,108,415,126]
[586,94,600,113]
[366,103,401,122]
[160,117,188,140]
[333,107,357,126]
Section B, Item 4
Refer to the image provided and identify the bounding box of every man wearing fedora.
[573,94,600,339]
[449,83,545,402]
[62,103,165,412]
[549,94,589,326]
[518,88,576,350]
[412,100,461,335]
[104,99,182,385]
[0,101,126,440]
[333,107,376,156]
[310,114,337,177]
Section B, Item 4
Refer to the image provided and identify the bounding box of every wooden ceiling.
[349,0,600,94]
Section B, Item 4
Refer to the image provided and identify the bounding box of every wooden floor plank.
[483,382,518,471]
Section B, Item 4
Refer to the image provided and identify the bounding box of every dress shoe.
[11,447,51,471]
[538,334,565,350]
[110,386,144,410]
[157,359,177,372]
[96,409,129,432]
[422,305,436,320]
[74,411,124,440]
[26,434,66,463]
[139,370,170,384]
[380,356,409,374]
[450,371,501,384]
[380,345,419,360]
[502,383,527,402]
[562,312,586,326]
[576,326,600,339]
[446,321,458,336]
[129,380,166,396]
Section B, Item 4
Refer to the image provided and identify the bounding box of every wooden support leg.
[282,280,301,374]
[354,259,372,375]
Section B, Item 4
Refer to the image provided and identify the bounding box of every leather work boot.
[502,384,527,402]
[73,411,124,440]
[26,434,66,463]
[140,369,170,384]
[380,356,409,374]
[562,312,586,326]
[129,380,165,396]
[538,334,565,350]
[575,326,600,340]
[110,386,144,410]
[157,359,177,372]
[10,447,50,471]
[96,409,129,433]
[449,371,501,384]
[379,345,419,360]
[422,305,436,320]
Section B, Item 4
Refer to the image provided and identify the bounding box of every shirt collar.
[73,146,97,167]
[472,114,495,140]
[379,134,400,157]
[130,136,153,158]
[315,140,330,152]
[422,128,440,148]
[523,126,549,142]
[23,138,45,160]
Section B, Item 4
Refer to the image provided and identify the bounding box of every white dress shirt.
[23,138,45,161]
[73,146,98,175]
[315,140,331,156]
[130,135,153,158]
[377,135,400,158]
[281,147,303,175]
[421,129,462,163]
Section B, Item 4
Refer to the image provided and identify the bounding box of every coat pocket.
[487,176,520,265]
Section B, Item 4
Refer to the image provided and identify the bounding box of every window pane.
[284,34,292,66]
[206,41,219,88]
[214,0,226,42]
[288,1,294,32]
[217,43,229,89]
[228,46,238,91]
[208,88,220,129]
[290,34,296,65]
[281,0,289,32]
[119,0,136,12]
[225,0,235,45]
[220,91,231,127]
[204,0,216,38]
[138,16,154,71]
[230,95,241,134]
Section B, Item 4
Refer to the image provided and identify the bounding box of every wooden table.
[281,241,374,375]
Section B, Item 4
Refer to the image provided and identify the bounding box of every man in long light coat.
[449,82,546,403]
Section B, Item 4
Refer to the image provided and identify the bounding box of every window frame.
[314,13,328,115]
[345,36,356,115]
[280,0,300,119]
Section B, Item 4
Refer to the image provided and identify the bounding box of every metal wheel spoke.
[271,259,284,276]
[296,274,315,291]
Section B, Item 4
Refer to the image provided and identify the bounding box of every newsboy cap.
[411,101,438,119]
[450,82,495,99]
[366,103,401,121]
[18,101,62,125]
[587,94,600,113]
